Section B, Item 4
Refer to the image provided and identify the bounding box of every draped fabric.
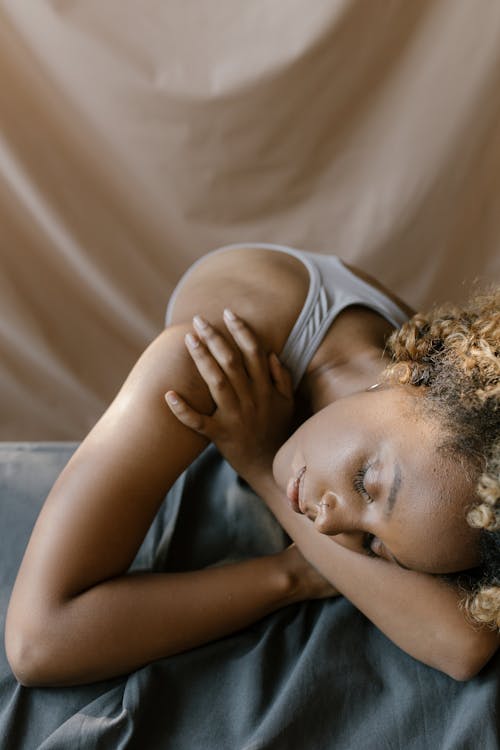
[1,0,499,439]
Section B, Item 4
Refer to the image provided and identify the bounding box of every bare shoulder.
[168,247,415,356]
[168,246,311,356]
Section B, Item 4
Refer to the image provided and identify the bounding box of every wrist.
[271,548,307,606]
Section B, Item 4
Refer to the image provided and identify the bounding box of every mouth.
[370,536,383,556]
[286,465,306,513]
[368,535,393,563]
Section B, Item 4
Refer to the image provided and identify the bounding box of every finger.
[184,330,240,412]
[191,316,250,399]
[221,309,271,391]
[164,391,211,435]
[268,352,294,399]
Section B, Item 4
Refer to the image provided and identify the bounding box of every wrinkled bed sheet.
[0,442,498,749]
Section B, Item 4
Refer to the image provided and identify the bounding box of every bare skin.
[166,308,499,679]
[5,246,499,686]
[272,385,482,574]
[4,247,337,687]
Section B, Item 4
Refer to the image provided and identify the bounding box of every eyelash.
[353,464,374,503]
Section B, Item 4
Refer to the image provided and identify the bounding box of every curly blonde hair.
[383,285,500,629]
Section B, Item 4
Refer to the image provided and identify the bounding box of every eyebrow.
[383,463,411,570]
[384,462,402,519]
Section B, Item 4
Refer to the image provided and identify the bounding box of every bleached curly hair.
[383,285,500,629]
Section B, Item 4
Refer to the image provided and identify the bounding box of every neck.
[295,306,399,415]
[300,346,391,413]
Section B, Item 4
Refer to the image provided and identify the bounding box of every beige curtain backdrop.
[1,0,499,440]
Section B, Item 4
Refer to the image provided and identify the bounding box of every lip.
[370,536,391,561]
[297,467,307,514]
[286,465,306,513]
[370,536,383,556]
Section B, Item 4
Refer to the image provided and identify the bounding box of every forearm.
[7,554,300,687]
[249,472,498,680]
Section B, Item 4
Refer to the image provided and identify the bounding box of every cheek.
[272,404,354,490]
[434,527,482,573]
[272,416,318,487]
[392,513,481,574]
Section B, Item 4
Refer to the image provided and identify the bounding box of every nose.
[313,490,358,535]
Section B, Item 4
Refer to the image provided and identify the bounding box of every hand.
[165,309,294,481]
[280,544,340,601]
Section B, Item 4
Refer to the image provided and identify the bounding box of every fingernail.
[193,314,208,330]
[185,332,199,348]
[166,391,178,404]
[223,308,236,321]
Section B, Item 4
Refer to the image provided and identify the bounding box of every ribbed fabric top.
[165,242,409,389]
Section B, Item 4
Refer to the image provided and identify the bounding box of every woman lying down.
[5,243,500,686]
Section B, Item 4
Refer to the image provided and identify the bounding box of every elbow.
[5,611,56,688]
[445,664,480,683]
[441,633,498,683]
[445,655,491,682]
[6,629,44,688]
[5,629,50,687]
[6,582,77,687]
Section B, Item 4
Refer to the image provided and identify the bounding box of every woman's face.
[272,385,481,574]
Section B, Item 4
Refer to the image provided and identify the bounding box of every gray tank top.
[165,242,409,389]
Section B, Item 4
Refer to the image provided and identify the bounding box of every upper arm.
[8,324,216,613]
[9,246,305,619]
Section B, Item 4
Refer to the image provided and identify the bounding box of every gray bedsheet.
[0,443,498,750]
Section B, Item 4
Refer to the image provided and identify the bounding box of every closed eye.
[353,464,373,503]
